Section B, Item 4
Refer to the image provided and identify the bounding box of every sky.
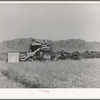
[0,3,100,42]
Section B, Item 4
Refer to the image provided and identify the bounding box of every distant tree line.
[81,51,100,59]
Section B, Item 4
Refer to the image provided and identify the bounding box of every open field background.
[0,59,100,88]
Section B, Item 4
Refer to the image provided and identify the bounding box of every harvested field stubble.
[0,59,100,88]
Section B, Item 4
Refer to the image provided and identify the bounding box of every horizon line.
[0,37,100,43]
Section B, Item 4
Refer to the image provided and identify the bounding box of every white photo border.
[0,1,100,99]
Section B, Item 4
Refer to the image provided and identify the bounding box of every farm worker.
[40,51,43,58]
[31,39,35,46]
[43,39,48,45]
[61,48,65,53]
[29,39,35,52]
[61,48,65,57]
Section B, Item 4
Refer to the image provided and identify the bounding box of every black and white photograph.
[0,1,100,89]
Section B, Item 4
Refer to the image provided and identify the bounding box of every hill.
[0,38,100,53]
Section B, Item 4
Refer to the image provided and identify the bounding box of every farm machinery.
[19,39,81,62]
[53,51,80,60]
[19,39,53,61]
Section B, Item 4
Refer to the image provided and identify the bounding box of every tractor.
[53,49,69,60]
[69,51,81,60]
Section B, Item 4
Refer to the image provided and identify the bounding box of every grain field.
[0,59,100,88]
